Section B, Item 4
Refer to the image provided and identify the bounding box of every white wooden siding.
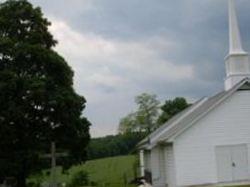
[174,91,250,186]
[159,147,166,186]
[144,150,151,171]
[151,146,166,187]
[165,146,176,187]
[151,147,160,183]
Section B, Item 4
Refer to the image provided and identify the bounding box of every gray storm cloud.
[29,0,250,137]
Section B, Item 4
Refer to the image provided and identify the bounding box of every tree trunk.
[16,174,26,187]
[16,159,27,187]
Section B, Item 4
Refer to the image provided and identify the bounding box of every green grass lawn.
[30,155,138,187]
[70,155,138,187]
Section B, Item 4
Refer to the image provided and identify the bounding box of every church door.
[216,144,248,182]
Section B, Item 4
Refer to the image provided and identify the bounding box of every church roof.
[138,78,250,149]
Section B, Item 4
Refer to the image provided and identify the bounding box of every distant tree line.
[87,132,146,160]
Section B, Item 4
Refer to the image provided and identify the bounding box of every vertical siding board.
[151,147,160,186]
[165,146,176,187]
[247,144,250,179]
[144,151,151,171]
[159,147,166,186]
[150,146,168,187]
[164,147,168,185]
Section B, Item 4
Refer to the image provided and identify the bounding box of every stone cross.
[41,142,68,187]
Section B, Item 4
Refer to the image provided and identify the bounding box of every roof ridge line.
[150,97,208,144]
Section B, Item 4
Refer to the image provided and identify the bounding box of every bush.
[69,170,89,187]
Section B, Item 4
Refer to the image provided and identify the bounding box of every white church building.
[138,1,250,187]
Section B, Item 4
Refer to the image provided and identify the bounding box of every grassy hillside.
[70,155,138,187]
[30,155,138,187]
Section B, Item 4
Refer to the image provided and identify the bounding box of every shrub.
[69,170,89,187]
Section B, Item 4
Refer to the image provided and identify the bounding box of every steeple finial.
[228,0,246,54]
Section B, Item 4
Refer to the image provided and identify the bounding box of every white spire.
[224,0,250,90]
[228,0,246,54]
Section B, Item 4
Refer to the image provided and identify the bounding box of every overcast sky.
[28,0,250,137]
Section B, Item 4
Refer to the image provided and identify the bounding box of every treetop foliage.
[118,94,189,135]
[118,93,160,134]
[158,97,190,125]
[0,0,56,48]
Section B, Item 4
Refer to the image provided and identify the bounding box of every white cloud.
[49,19,116,61]
[49,18,195,137]
[87,67,128,88]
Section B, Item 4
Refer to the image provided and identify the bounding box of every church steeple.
[224,0,250,90]
[228,0,246,55]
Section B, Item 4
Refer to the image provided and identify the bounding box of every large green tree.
[0,1,90,186]
[118,93,160,134]
[158,97,189,125]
